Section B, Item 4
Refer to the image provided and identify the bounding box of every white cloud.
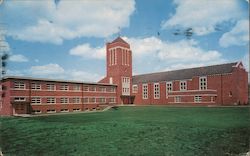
[30,63,64,76]
[124,36,223,62]
[219,20,249,47]
[9,54,29,62]
[4,0,135,44]
[69,43,105,59]
[123,36,226,73]
[162,0,245,35]
[27,63,102,82]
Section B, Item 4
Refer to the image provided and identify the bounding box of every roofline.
[132,62,238,77]
[1,76,117,86]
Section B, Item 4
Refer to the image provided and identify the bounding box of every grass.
[0,106,250,156]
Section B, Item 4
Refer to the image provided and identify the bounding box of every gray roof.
[2,76,117,86]
[132,62,238,84]
[110,37,129,45]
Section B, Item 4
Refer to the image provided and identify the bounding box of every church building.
[0,37,248,116]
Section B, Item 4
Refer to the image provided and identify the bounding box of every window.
[90,98,96,103]
[46,84,55,90]
[60,84,69,91]
[83,97,89,103]
[142,84,148,99]
[122,77,130,95]
[154,83,160,99]
[33,110,41,114]
[109,98,116,103]
[47,109,56,113]
[73,108,81,112]
[99,87,106,92]
[132,85,138,93]
[73,85,81,91]
[31,97,41,104]
[60,98,69,104]
[89,86,96,92]
[110,49,117,65]
[211,97,214,102]
[175,96,181,103]
[99,97,106,103]
[166,82,172,92]
[180,81,187,91]
[83,86,89,91]
[14,97,26,102]
[60,109,69,112]
[72,97,81,104]
[14,81,25,89]
[199,77,207,90]
[109,87,115,92]
[194,96,202,102]
[47,97,55,104]
[229,91,232,97]
[31,83,41,90]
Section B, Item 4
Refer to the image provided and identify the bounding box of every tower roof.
[111,37,129,45]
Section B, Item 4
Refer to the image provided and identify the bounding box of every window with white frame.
[89,86,96,92]
[99,97,106,103]
[73,108,81,112]
[14,81,25,89]
[60,109,69,112]
[109,98,116,103]
[31,97,41,104]
[47,109,56,113]
[72,97,81,104]
[46,84,55,90]
[90,98,96,103]
[83,97,89,103]
[47,97,55,104]
[73,85,81,91]
[31,83,41,90]
[60,98,69,104]
[175,96,181,103]
[180,81,187,91]
[83,86,89,91]
[109,87,115,92]
[122,77,130,95]
[199,77,207,90]
[60,84,69,91]
[142,84,148,99]
[194,96,202,102]
[132,85,138,93]
[166,82,172,92]
[99,87,106,92]
[14,97,26,102]
[154,83,160,99]
[33,110,41,114]
[110,49,116,65]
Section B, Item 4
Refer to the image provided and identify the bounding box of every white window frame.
[99,87,106,92]
[31,97,41,104]
[60,84,69,91]
[199,76,207,90]
[14,97,26,102]
[46,84,55,91]
[174,96,181,103]
[132,85,138,93]
[154,83,160,99]
[83,97,89,103]
[73,85,81,91]
[72,97,81,104]
[14,81,25,90]
[99,97,106,103]
[180,81,187,91]
[90,97,96,103]
[122,77,130,95]
[142,83,148,99]
[89,86,96,92]
[194,96,202,103]
[47,97,55,104]
[31,83,41,90]
[166,81,172,92]
[109,97,116,103]
[60,98,69,104]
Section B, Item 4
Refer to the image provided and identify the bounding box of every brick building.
[0,37,248,116]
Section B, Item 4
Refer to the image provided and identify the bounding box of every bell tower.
[99,37,133,104]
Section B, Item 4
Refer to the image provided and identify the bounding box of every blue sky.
[1,0,249,82]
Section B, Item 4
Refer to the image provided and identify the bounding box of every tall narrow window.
[127,50,129,65]
[142,84,148,99]
[180,81,187,91]
[109,50,112,66]
[199,77,207,90]
[166,82,172,92]
[154,83,160,99]
[122,77,130,95]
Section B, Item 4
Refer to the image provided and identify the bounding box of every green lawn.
[1,106,250,156]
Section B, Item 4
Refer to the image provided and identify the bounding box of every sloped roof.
[132,62,238,84]
[111,36,129,45]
